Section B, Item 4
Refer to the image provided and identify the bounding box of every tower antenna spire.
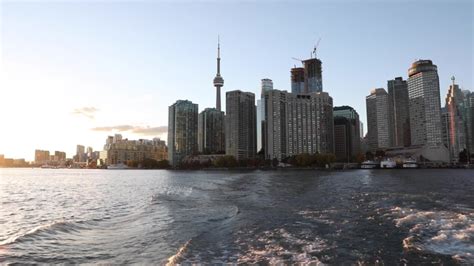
[213,34,224,111]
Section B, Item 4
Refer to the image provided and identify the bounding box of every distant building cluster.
[10,45,469,169]
[100,134,167,166]
[365,60,474,164]
[34,149,67,166]
[167,41,340,167]
[166,41,473,167]
[0,154,28,167]
[72,145,100,167]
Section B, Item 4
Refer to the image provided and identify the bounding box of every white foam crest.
[235,228,327,264]
[0,220,75,246]
[151,185,193,202]
[165,239,191,266]
[298,210,337,225]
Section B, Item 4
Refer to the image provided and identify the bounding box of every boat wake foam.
[235,228,327,264]
[388,206,474,263]
[165,239,191,266]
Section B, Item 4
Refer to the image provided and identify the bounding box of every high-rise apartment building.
[34,150,50,165]
[462,90,474,153]
[225,90,256,160]
[264,90,334,160]
[198,108,225,154]
[168,100,198,166]
[407,60,443,148]
[333,105,361,159]
[388,77,411,147]
[366,88,393,150]
[54,151,66,162]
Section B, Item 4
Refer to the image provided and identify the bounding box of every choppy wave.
[388,206,474,263]
[0,220,88,247]
[150,185,194,203]
[207,205,239,223]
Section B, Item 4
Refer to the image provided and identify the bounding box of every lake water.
[0,169,473,264]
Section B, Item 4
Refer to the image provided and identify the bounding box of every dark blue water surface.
[0,169,473,264]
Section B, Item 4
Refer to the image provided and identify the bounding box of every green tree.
[365,151,374,160]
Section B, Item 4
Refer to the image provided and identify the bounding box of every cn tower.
[213,36,224,111]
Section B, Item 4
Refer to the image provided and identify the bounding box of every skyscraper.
[407,60,443,148]
[256,79,273,153]
[225,90,256,160]
[388,77,411,147]
[333,105,361,158]
[366,88,393,150]
[291,67,305,94]
[168,100,198,166]
[444,77,467,161]
[264,90,334,160]
[213,37,224,111]
[303,58,323,93]
[198,108,225,154]
[290,56,323,94]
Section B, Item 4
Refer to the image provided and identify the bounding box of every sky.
[0,0,472,161]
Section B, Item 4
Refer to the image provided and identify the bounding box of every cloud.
[91,125,135,132]
[131,126,168,135]
[72,107,99,119]
[91,125,167,136]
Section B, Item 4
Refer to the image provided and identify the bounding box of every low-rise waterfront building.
[102,136,168,166]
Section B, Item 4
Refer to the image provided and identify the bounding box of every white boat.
[107,163,129,169]
[40,164,57,169]
[380,158,397,168]
[402,159,418,168]
[361,160,378,169]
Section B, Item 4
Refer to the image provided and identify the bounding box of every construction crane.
[312,37,321,58]
[292,57,304,66]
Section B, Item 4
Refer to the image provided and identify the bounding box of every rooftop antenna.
[451,75,455,86]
